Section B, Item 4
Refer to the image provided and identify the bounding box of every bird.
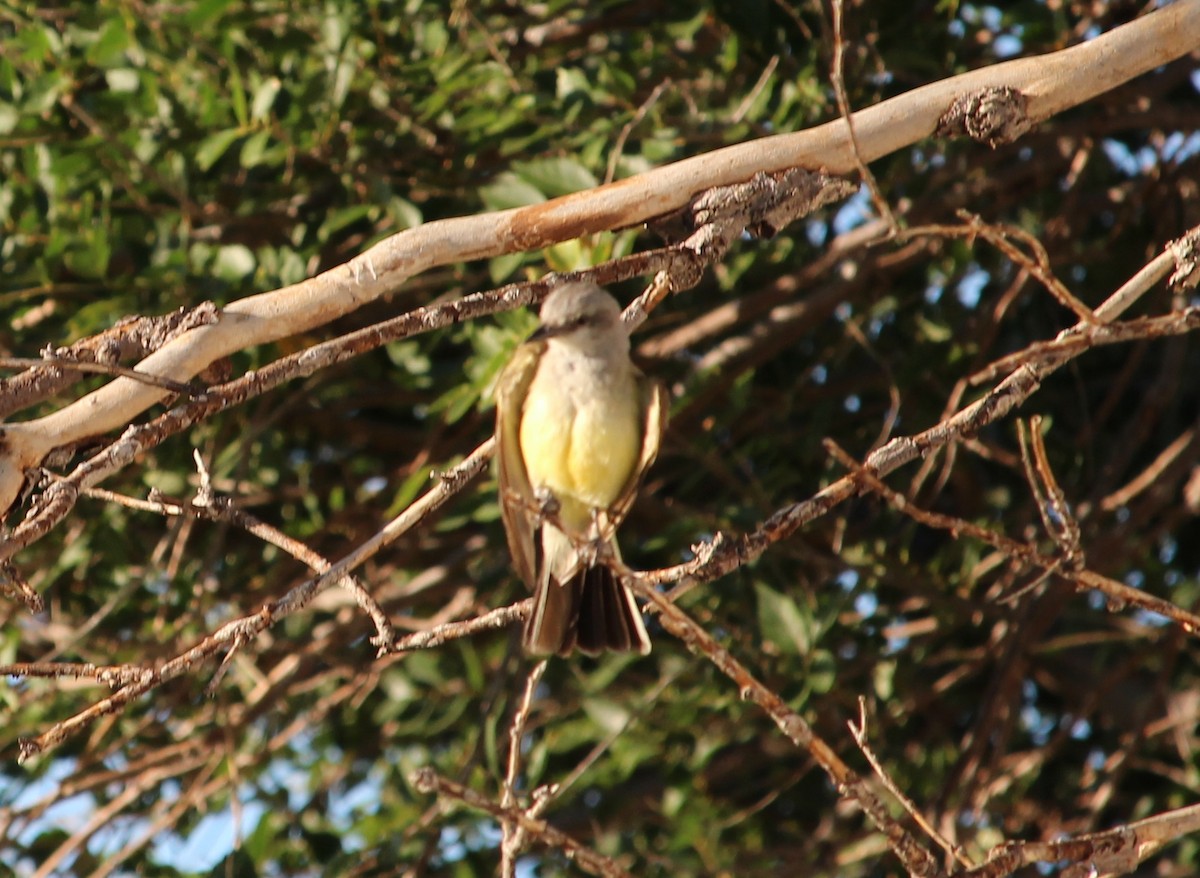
[495,281,667,656]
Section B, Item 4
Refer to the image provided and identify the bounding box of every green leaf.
[207,850,258,878]
[555,67,593,100]
[104,68,139,93]
[63,232,111,280]
[13,23,57,64]
[807,649,837,695]
[212,244,255,281]
[544,237,588,272]
[86,17,132,68]
[488,251,526,284]
[239,129,272,167]
[583,697,633,736]
[478,172,545,211]
[386,465,435,516]
[874,659,896,700]
[387,196,423,230]
[22,70,67,115]
[317,204,373,242]
[186,0,238,29]
[916,313,953,343]
[755,582,813,655]
[513,155,599,197]
[250,77,282,122]
[195,128,244,172]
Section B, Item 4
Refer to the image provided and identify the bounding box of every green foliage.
[4,2,1200,877]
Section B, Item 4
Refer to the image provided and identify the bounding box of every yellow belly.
[519,366,641,532]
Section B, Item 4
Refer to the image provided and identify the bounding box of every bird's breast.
[518,348,641,528]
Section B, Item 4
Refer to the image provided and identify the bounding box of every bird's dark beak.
[529,323,566,342]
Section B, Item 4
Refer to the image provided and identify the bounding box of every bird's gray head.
[532,282,627,350]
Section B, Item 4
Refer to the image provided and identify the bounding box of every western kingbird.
[495,281,667,656]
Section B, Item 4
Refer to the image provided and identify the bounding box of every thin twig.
[830,0,898,232]
[1099,427,1196,512]
[387,601,531,654]
[962,215,1098,324]
[500,660,548,876]
[822,438,1200,636]
[78,452,398,654]
[606,79,673,185]
[0,303,219,421]
[849,696,973,868]
[550,669,680,803]
[1017,417,1082,567]
[0,662,152,687]
[0,560,44,614]
[413,769,632,878]
[730,56,778,124]
[0,356,198,397]
[971,308,1199,383]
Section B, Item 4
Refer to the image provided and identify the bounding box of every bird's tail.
[523,550,651,656]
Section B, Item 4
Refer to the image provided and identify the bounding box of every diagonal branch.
[413,769,632,878]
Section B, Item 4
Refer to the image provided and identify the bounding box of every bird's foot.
[534,487,561,526]
[584,509,615,567]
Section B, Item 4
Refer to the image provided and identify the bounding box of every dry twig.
[413,769,632,878]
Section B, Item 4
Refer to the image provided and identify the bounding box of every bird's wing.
[495,339,545,589]
[607,372,669,530]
